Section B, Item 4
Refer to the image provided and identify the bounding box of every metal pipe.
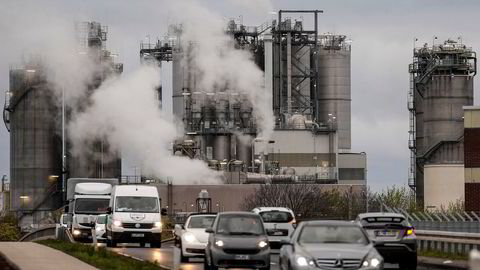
[62,86,66,202]
[286,33,292,114]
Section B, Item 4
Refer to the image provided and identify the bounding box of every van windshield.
[75,198,110,214]
[115,196,159,213]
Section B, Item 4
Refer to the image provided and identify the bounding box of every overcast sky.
[0,0,479,191]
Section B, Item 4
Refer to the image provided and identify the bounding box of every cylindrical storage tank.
[423,75,473,156]
[213,135,231,161]
[236,137,252,168]
[315,39,351,149]
[9,68,62,215]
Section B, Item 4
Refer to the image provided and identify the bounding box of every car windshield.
[96,215,107,224]
[298,225,368,245]
[115,196,159,213]
[216,215,264,236]
[260,211,294,223]
[74,198,110,214]
[188,216,216,229]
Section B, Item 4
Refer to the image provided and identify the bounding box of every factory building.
[408,39,476,208]
[141,10,366,184]
[464,106,480,212]
[3,22,122,225]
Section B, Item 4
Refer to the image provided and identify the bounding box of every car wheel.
[180,248,189,263]
[399,256,417,270]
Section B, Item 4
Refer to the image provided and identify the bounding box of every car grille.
[218,260,266,267]
[223,248,260,255]
[186,248,205,254]
[316,258,362,269]
[79,223,94,227]
[122,223,154,229]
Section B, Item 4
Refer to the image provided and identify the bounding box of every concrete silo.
[315,35,352,150]
[409,39,476,207]
[5,66,63,223]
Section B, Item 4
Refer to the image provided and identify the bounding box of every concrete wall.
[338,152,367,184]
[154,184,365,213]
[424,164,464,210]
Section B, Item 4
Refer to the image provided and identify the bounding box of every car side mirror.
[106,207,112,214]
[161,208,168,216]
[205,227,214,233]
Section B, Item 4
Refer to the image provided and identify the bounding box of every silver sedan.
[279,220,384,270]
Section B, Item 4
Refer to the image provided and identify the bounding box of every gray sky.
[0,0,479,191]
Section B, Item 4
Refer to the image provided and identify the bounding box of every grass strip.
[418,250,469,261]
[37,239,166,270]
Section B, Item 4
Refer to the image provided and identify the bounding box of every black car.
[204,212,270,270]
[356,212,417,269]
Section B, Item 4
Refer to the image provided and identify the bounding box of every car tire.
[399,256,417,270]
[204,253,218,270]
[180,250,189,263]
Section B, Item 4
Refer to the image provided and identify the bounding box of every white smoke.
[169,0,275,140]
[68,65,222,184]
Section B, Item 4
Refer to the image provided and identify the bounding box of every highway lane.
[110,242,441,270]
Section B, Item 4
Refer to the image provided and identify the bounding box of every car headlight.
[215,240,224,247]
[361,251,383,269]
[258,240,268,249]
[73,229,81,236]
[184,232,197,243]
[154,221,162,228]
[113,220,122,227]
[296,256,315,267]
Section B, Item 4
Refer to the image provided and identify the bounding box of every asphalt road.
[110,242,440,270]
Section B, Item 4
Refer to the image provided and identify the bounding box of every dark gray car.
[279,220,383,270]
[356,212,417,269]
[204,212,270,270]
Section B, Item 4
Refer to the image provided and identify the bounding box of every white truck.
[66,178,118,241]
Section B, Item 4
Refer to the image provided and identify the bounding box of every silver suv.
[356,212,417,269]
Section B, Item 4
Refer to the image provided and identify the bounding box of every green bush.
[0,214,20,241]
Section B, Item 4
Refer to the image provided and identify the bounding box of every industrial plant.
[408,39,477,208]
[3,22,123,225]
[141,10,367,185]
[3,10,370,226]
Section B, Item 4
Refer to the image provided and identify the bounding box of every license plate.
[376,230,396,237]
[132,233,144,237]
[272,231,284,236]
[235,255,250,260]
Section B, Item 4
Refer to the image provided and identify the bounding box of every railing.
[417,230,480,256]
[18,224,56,242]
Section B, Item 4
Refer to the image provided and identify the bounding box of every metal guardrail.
[417,230,480,255]
[18,224,57,242]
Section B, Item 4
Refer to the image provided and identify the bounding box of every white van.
[252,207,296,249]
[106,185,164,248]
